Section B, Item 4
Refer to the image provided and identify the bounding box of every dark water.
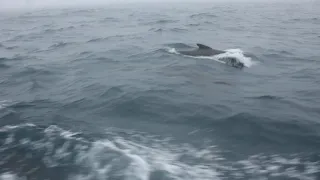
[1,1,320,180]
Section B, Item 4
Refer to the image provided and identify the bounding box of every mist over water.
[0,0,320,180]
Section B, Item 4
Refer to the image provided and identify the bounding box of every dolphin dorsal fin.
[197,43,212,49]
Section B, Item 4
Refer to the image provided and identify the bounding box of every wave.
[43,26,75,33]
[13,67,54,78]
[0,123,319,180]
[262,53,285,59]
[149,28,163,32]
[186,23,200,27]
[67,9,99,14]
[78,51,92,56]
[0,63,10,69]
[290,17,320,23]
[48,41,72,49]
[212,112,320,146]
[156,19,177,24]
[149,27,187,33]
[99,86,124,99]
[228,153,320,180]
[127,49,172,60]
[142,19,179,26]
[190,13,218,19]
[99,17,120,23]
[265,48,294,57]
[0,55,28,62]
[213,81,232,86]
[203,21,214,25]
[17,14,53,20]
[2,99,60,115]
[87,37,107,43]
[167,47,257,68]
[171,28,188,32]
[74,54,119,64]
[6,35,25,42]
[86,35,130,43]
[5,46,19,50]
[246,95,282,100]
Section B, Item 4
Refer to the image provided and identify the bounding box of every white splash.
[168,47,179,55]
[0,100,10,110]
[167,47,257,68]
[0,173,21,180]
[214,48,257,68]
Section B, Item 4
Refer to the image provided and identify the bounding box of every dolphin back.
[177,43,225,56]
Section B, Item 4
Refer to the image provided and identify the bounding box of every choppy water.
[1,1,320,180]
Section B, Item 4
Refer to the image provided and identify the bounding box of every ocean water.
[0,1,320,180]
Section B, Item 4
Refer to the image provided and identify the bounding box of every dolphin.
[178,43,225,56]
[177,43,245,69]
